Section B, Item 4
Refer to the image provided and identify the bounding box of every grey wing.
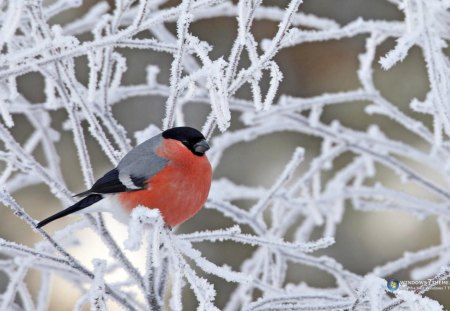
[116,134,169,190]
[76,134,169,196]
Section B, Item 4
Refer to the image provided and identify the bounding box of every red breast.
[118,138,212,226]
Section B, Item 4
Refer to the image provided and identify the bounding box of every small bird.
[37,127,212,228]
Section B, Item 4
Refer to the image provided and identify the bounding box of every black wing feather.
[75,168,147,197]
[130,175,147,188]
[75,169,127,197]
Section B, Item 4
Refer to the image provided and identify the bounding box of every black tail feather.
[37,194,103,228]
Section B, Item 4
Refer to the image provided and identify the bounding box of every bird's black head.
[162,127,210,156]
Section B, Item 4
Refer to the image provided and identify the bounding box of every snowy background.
[0,0,449,310]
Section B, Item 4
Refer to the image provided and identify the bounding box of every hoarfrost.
[0,0,449,310]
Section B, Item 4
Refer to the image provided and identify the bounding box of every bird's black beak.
[193,140,210,155]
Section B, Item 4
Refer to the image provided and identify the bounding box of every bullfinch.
[37,127,212,228]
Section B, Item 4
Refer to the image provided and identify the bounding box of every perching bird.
[37,127,212,228]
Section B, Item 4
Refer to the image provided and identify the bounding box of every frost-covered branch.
[0,0,449,310]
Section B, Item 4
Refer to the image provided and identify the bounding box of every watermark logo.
[385,278,450,291]
[387,278,400,292]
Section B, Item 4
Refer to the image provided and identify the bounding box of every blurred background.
[2,0,446,309]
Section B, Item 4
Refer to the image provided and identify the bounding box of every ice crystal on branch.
[0,0,449,310]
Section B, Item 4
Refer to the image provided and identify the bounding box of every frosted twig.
[1,0,449,309]
[0,190,138,311]
[251,147,304,217]
[89,260,107,311]
[162,0,193,129]
[229,0,303,94]
[372,244,450,277]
